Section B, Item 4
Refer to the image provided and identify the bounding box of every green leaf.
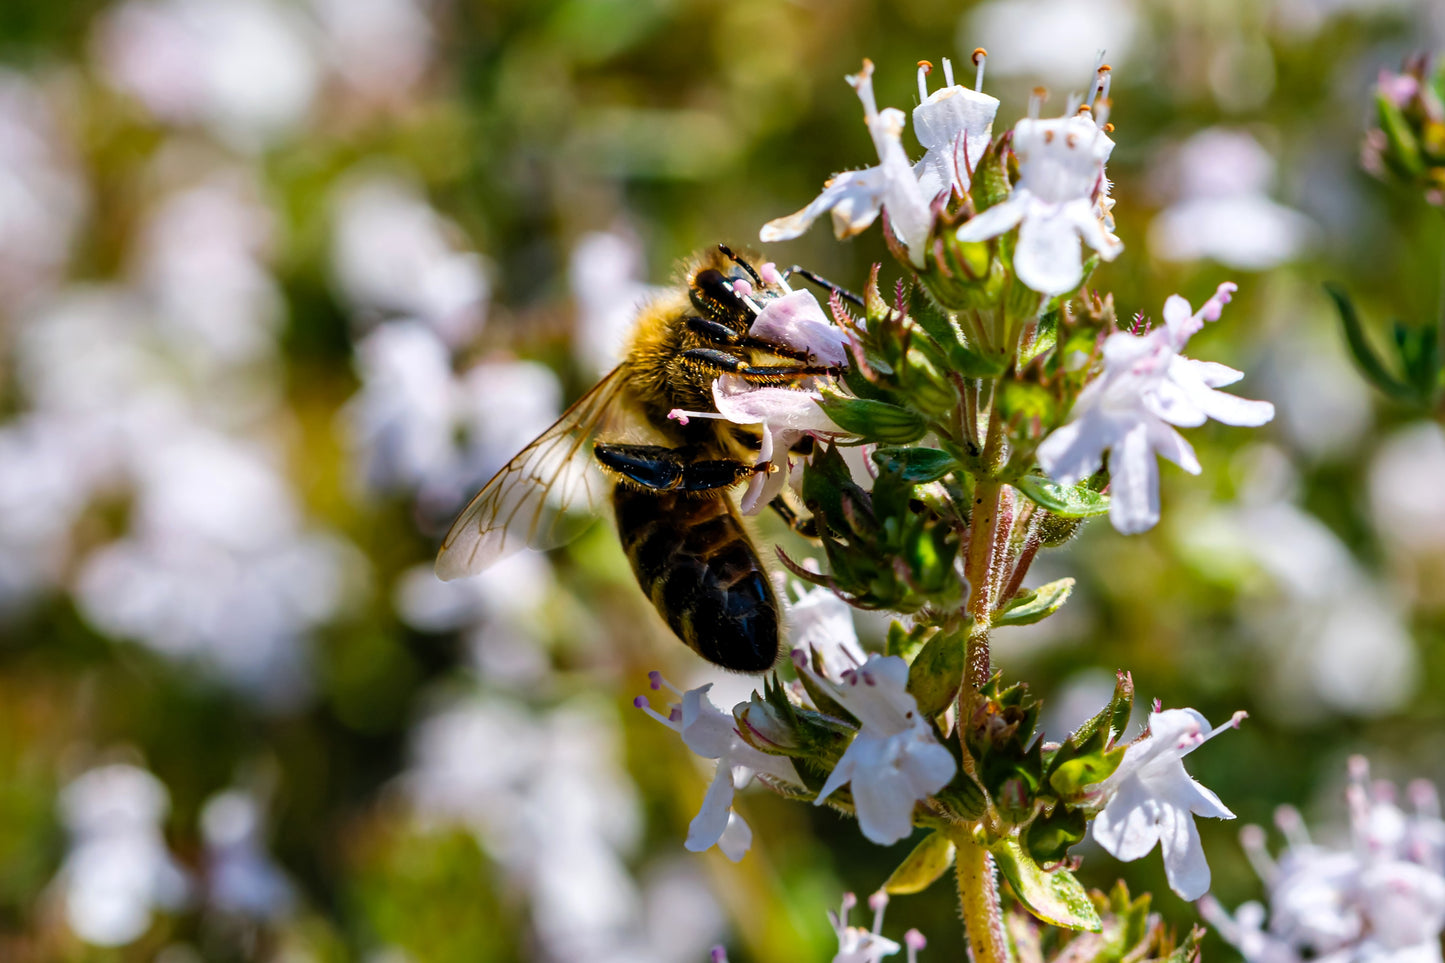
[1326,283,1421,403]
[1394,320,1441,402]
[907,627,965,719]
[1376,91,1426,175]
[1024,807,1086,864]
[990,836,1102,932]
[1014,475,1109,518]
[818,395,928,444]
[993,578,1074,628]
[883,830,956,895]
[871,447,960,483]
[1048,745,1125,798]
[1063,670,1134,749]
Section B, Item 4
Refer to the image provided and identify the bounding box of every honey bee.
[435,245,850,672]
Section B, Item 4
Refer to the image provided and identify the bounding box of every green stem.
[955,831,1014,963]
[964,477,1000,690]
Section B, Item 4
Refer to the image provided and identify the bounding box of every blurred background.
[2,0,1444,959]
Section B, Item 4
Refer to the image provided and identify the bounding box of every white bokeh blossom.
[1093,707,1244,900]
[800,654,956,846]
[201,789,296,921]
[955,110,1121,296]
[1037,283,1275,534]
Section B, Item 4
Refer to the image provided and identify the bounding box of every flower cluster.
[1202,757,1445,961]
[1364,53,1445,206]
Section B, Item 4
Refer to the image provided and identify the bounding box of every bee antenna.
[717,243,763,286]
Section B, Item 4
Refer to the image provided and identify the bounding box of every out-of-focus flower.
[1149,129,1314,270]
[310,0,434,106]
[1093,707,1243,900]
[1038,283,1275,534]
[761,60,934,266]
[911,58,1000,203]
[1180,447,1417,719]
[801,655,956,846]
[0,72,87,309]
[956,111,1121,296]
[1202,758,1445,962]
[94,0,320,151]
[964,0,1139,86]
[201,789,295,921]
[56,764,190,946]
[828,891,928,963]
[1370,423,1445,563]
[636,675,802,861]
[330,173,489,347]
[133,175,282,369]
[569,229,667,376]
[402,696,691,963]
[75,427,358,706]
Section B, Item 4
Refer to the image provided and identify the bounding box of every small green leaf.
[1024,807,1086,865]
[1326,283,1421,403]
[990,836,1102,932]
[907,627,965,719]
[884,830,956,895]
[818,395,928,444]
[1014,475,1109,518]
[993,578,1074,628]
[1048,745,1125,798]
[1064,670,1134,749]
[871,447,960,483]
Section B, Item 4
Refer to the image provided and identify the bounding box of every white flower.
[57,764,190,946]
[1203,759,1445,963]
[1036,283,1275,534]
[761,60,934,265]
[784,581,865,680]
[956,111,1121,296]
[967,0,1140,87]
[802,654,956,846]
[1093,707,1243,900]
[636,674,802,862]
[1148,129,1314,271]
[94,0,320,151]
[912,57,1000,202]
[201,789,296,920]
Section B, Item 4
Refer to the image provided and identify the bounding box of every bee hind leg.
[595,443,763,493]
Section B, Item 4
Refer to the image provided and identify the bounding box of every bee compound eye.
[692,268,742,308]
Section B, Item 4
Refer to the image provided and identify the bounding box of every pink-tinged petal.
[715,811,752,862]
[1161,295,1195,340]
[955,194,1028,242]
[711,377,837,432]
[1178,376,1275,427]
[748,290,848,366]
[1108,422,1161,535]
[1037,418,1106,487]
[1014,206,1085,297]
[1197,282,1238,322]
[1176,357,1243,389]
[1159,806,1213,900]
[679,685,736,759]
[1145,377,1209,428]
[1064,197,1123,262]
[1145,419,1201,474]
[685,763,739,852]
[760,168,885,243]
[1100,330,1160,369]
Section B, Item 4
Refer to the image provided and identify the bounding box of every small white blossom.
[1093,707,1243,900]
[636,673,802,862]
[1036,283,1275,534]
[1202,759,1445,963]
[784,581,865,681]
[800,654,956,846]
[56,764,190,947]
[956,111,1121,296]
[911,57,1000,202]
[761,61,934,265]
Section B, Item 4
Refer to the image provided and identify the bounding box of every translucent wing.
[436,366,629,580]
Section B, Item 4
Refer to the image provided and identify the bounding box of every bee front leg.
[684,316,812,362]
[680,348,842,381]
[595,443,765,493]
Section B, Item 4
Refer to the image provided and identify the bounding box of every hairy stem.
[964,477,1001,690]
[955,831,1013,963]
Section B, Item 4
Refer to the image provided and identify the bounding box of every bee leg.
[595,443,764,493]
[782,265,864,306]
[684,316,811,362]
[769,496,819,538]
[680,348,841,380]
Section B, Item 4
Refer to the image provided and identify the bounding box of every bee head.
[687,244,775,329]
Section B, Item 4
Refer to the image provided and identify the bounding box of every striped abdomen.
[612,486,780,672]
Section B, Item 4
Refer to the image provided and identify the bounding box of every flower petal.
[1159,803,1213,900]
[1093,774,1164,862]
[1037,418,1107,487]
[1014,205,1085,297]
[1108,422,1161,535]
[716,811,753,862]
[747,290,848,366]
[955,194,1028,242]
[711,377,838,433]
[685,763,739,852]
[760,168,885,243]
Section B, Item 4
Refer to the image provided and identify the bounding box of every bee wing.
[435,366,629,580]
